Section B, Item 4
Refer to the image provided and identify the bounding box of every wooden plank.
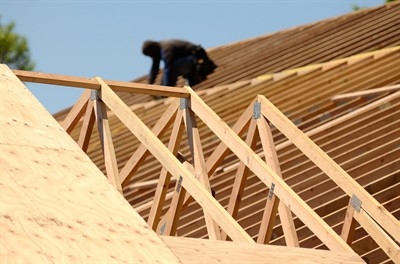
[354,208,400,263]
[94,78,122,194]
[183,103,221,240]
[13,69,190,98]
[187,86,353,252]
[256,116,299,247]
[62,89,90,133]
[77,99,95,152]
[222,118,258,241]
[162,236,364,264]
[158,163,192,236]
[120,100,180,186]
[257,93,400,243]
[331,84,400,101]
[147,110,185,230]
[341,199,357,244]
[97,80,254,243]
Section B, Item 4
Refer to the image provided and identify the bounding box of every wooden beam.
[62,89,90,133]
[340,198,357,245]
[127,178,176,190]
[353,208,400,263]
[120,100,180,186]
[77,100,95,152]
[331,84,400,101]
[162,236,364,264]
[95,78,122,194]
[148,110,185,230]
[97,81,254,243]
[187,86,353,252]
[206,103,254,175]
[256,116,299,247]
[222,118,258,241]
[13,69,190,98]
[156,103,254,232]
[183,101,221,240]
[257,93,400,243]
[158,163,192,236]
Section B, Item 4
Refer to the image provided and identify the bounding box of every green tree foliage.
[353,0,397,11]
[0,17,35,70]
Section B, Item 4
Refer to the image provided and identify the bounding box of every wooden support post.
[77,99,95,152]
[62,89,90,133]
[148,110,185,230]
[94,77,122,194]
[256,116,299,247]
[222,118,257,241]
[120,100,180,186]
[352,206,400,263]
[157,163,192,236]
[341,198,357,245]
[183,99,221,240]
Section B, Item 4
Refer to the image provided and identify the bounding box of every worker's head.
[142,40,160,57]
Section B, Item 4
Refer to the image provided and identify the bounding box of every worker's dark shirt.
[147,40,201,86]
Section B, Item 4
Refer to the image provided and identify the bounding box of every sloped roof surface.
[49,2,399,263]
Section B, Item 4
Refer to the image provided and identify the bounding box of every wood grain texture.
[162,236,364,264]
[0,64,181,263]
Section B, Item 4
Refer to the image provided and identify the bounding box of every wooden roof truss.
[14,70,399,263]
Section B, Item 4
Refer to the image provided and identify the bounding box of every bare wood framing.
[353,208,400,263]
[157,163,192,236]
[97,80,254,243]
[77,99,95,152]
[13,69,190,98]
[120,100,180,186]
[256,116,299,247]
[222,118,257,241]
[183,102,221,240]
[156,103,254,232]
[62,89,90,133]
[128,178,176,190]
[148,110,185,230]
[331,84,400,101]
[95,78,122,194]
[340,199,357,245]
[257,93,400,243]
[187,86,353,252]
[162,236,364,264]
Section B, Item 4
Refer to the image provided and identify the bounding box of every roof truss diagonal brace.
[256,115,298,247]
[186,86,354,253]
[156,102,255,237]
[183,102,221,240]
[147,109,185,231]
[94,79,254,243]
[256,93,400,262]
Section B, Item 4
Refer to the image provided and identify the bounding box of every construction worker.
[142,39,216,87]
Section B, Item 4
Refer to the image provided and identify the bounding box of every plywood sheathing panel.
[0,64,181,263]
[162,236,364,264]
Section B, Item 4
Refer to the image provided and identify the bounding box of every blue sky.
[2,0,384,114]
